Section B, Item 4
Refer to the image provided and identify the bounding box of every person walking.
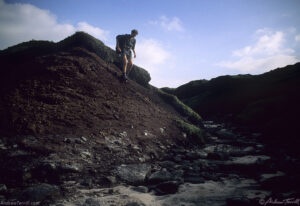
[116,29,138,82]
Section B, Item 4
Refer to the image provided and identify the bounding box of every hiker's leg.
[122,55,128,73]
[127,57,133,74]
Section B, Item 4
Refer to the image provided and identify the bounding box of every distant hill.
[162,63,300,143]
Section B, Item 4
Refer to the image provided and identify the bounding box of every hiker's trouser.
[121,49,132,59]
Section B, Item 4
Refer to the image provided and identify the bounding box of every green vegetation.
[154,87,203,127]
[175,119,205,145]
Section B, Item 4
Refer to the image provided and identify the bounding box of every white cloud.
[150,16,184,32]
[217,55,298,73]
[134,38,171,75]
[217,29,299,73]
[233,31,288,57]
[0,0,109,49]
[76,22,109,40]
[295,34,300,42]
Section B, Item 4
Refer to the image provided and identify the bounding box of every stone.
[20,183,60,201]
[173,154,184,163]
[154,181,180,195]
[184,176,205,183]
[216,129,236,139]
[80,178,93,187]
[100,176,117,186]
[0,144,7,150]
[8,150,31,157]
[75,138,84,144]
[185,152,203,160]
[159,161,176,169]
[243,146,255,153]
[85,198,101,206]
[132,186,149,193]
[207,152,229,160]
[80,136,87,142]
[81,151,92,158]
[115,164,151,185]
[120,131,127,138]
[0,184,7,194]
[148,170,173,184]
[64,138,71,144]
[59,163,81,173]
[126,202,146,206]
[230,155,270,165]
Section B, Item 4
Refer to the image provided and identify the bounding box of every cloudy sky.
[1,0,300,87]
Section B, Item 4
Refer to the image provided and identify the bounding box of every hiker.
[116,29,138,81]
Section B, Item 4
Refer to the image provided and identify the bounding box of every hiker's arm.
[133,39,136,58]
[133,49,136,58]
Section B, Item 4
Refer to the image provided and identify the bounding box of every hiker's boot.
[122,72,128,82]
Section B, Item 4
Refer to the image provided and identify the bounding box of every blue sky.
[1,0,300,87]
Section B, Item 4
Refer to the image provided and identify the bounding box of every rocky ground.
[1,34,299,206]
[1,120,298,206]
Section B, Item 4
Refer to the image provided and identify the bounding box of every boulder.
[20,183,60,201]
[148,170,173,184]
[115,164,151,185]
[154,181,180,195]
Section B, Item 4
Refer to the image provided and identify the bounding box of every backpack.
[116,34,129,54]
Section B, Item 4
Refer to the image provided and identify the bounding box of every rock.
[243,146,255,153]
[64,138,71,144]
[207,152,229,160]
[115,164,151,185]
[8,150,32,157]
[0,144,7,150]
[185,151,206,160]
[226,197,251,206]
[80,178,93,187]
[20,183,60,201]
[59,163,81,173]
[171,147,186,154]
[85,198,101,206]
[148,170,173,184]
[259,171,285,182]
[160,127,166,134]
[75,138,84,144]
[119,131,127,138]
[171,169,184,180]
[132,186,149,193]
[184,176,205,183]
[230,155,270,165]
[159,160,176,169]
[126,202,146,206]
[99,176,117,186]
[173,154,184,163]
[216,129,236,139]
[81,151,92,158]
[154,181,180,195]
[80,136,87,142]
[0,184,7,194]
